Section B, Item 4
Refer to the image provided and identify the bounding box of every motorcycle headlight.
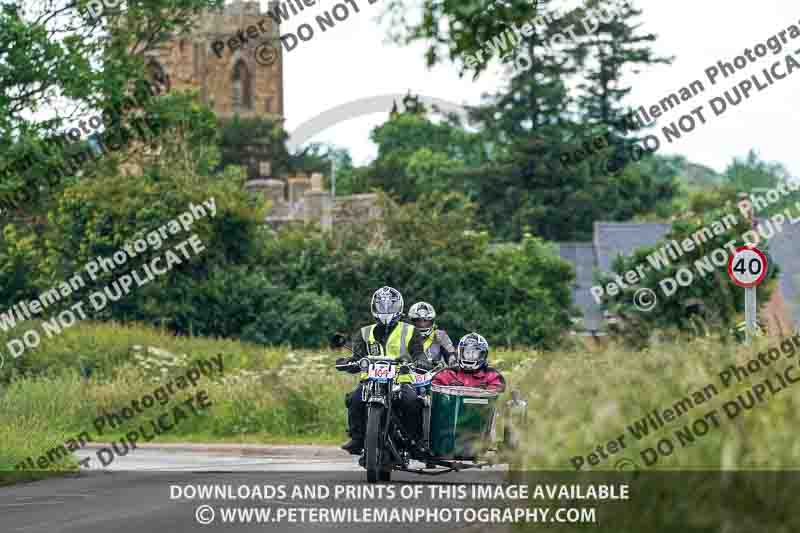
[359,358,370,370]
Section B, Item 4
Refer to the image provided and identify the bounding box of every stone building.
[245,170,385,232]
[143,0,284,119]
[143,0,381,229]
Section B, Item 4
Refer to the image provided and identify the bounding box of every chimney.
[304,181,332,230]
[287,173,311,204]
[310,172,324,192]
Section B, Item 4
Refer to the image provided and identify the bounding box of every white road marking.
[0,501,67,507]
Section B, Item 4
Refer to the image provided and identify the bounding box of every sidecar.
[429,384,499,458]
[400,371,528,474]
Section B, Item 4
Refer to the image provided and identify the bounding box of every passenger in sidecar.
[432,333,505,392]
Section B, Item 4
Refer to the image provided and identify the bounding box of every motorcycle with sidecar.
[331,334,527,483]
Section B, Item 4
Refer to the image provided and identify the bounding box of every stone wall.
[258,172,383,230]
[333,193,384,222]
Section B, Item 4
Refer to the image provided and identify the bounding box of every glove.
[335,357,357,373]
[415,359,434,371]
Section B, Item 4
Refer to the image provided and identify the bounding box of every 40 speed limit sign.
[727,246,768,288]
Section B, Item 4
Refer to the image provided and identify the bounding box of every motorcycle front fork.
[421,393,431,449]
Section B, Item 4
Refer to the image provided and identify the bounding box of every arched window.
[231,60,252,110]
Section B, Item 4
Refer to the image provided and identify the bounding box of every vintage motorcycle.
[332,333,527,483]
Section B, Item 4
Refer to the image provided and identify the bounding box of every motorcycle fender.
[367,397,386,407]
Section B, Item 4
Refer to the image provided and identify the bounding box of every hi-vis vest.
[423,333,434,352]
[360,322,415,359]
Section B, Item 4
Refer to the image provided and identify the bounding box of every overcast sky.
[278,0,800,177]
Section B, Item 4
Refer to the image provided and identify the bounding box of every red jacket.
[431,367,506,392]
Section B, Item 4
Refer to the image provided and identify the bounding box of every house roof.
[558,219,800,333]
[767,221,800,326]
[593,222,672,273]
[557,242,603,331]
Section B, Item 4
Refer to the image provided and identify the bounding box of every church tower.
[133,1,382,230]
[142,0,284,120]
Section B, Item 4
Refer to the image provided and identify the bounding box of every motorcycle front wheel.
[365,405,384,483]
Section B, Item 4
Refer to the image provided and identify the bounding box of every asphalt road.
[1,445,511,533]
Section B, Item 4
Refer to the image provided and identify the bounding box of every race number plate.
[412,371,437,386]
[368,363,396,380]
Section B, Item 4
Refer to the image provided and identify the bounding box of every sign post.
[744,286,757,345]
[728,246,769,345]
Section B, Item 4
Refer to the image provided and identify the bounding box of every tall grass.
[0,320,285,383]
[513,336,800,469]
[7,319,799,494]
[511,337,800,532]
[0,321,354,484]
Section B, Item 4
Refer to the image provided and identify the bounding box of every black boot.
[411,439,430,458]
[341,439,364,455]
[344,387,367,455]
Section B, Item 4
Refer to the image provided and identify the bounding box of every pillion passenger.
[407,301,456,367]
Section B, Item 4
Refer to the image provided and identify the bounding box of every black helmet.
[456,332,489,371]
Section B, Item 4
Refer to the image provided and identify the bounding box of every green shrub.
[1,177,575,349]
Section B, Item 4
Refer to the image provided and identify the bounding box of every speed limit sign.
[728,246,768,346]
[727,246,768,288]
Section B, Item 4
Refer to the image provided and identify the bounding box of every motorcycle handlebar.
[333,357,435,373]
[334,359,359,372]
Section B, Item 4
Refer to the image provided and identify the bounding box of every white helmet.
[408,301,436,336]
[457,332,489,372]
[371,286,404,326]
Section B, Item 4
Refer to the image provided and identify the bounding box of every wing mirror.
[329,333,348,349]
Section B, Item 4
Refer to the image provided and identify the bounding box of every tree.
[451,133,677,241]
[317,190,576,347]
[573,1,673,132]
[217,116,290,179]
[382,0,541,76]
[378,0,679,240]
[0,0,224,213]
[721,150,795,218]
[320,146,368,196]
[288,142,348,181]
[724,149,788,192]
[366,103,490,202]
[39,93,265,331]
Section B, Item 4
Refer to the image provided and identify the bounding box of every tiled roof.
[557,220,800,334]
[593,222,672,273]
[557,242,603,331]
[767,221,800,326]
